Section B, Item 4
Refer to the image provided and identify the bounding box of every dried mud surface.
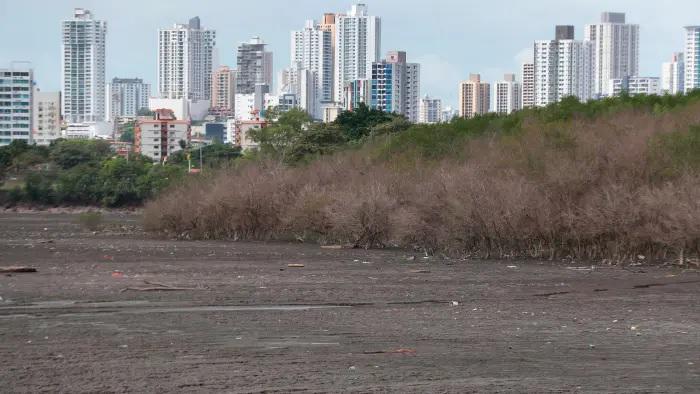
[0,212,698,393]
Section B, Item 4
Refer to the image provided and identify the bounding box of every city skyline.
[2,0,700,106]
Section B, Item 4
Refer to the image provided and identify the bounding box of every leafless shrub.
[144,106,700,262]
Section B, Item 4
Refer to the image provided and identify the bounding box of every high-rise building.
[521,63,535,108]
[534,26,594,106]
[135,108,190,161]
[609,76,660,96]
[684,26,700,93]
[33,90,61,146]
[494,74,522,115]
[318,13,337,98]
[662,53,684,95]
[158,17,216,101]
[291,20,333,117]
[370,62,402,114]
[61,8,107,123]
[0,66,33,146]
[107,78,150,120]
[210,66,236,115]
[418,95,442,124]
[585,12,640,97]
[458,74,490,118]
[334,4,381,103]
[368,51,420,121]
[404,61,421,123]
[237,37,273,95]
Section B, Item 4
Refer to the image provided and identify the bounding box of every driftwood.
[120,280,201,293]
[0,266,37,273]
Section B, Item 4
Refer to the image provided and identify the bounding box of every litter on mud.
[287,264,305,268]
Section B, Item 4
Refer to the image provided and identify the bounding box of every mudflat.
[0,212,698,393]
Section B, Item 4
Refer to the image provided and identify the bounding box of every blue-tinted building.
[0,66,34,146]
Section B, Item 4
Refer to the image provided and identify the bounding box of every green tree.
[249,108,313,160]
[120,121,135,143]
[50,140,112,169]
[333,103,394,140]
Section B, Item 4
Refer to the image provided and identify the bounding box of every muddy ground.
[0,212,698,393]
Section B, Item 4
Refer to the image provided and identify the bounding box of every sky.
[1,0,699,107]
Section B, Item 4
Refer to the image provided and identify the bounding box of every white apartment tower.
[494,74,522,115]
[684,27,700,93]
[107,78,150,120]
[61,8,106,123]
[418,95,442,124]
[534,26,594,106]
[291,20,333,118]
[458,74,490,119]
[158,17,216,101]
[584,12,640,97]
[334,4,381,103]
[662,52,684,95]
[521,63,535,108]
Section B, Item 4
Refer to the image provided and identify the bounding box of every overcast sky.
[1,0,698,107]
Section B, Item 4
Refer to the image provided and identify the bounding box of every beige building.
[32,90,61,145]
[211,66,236,115]
[521,63,535,108]
[458,74,490,118]
[135,109,191,161]
[318,13,337,100]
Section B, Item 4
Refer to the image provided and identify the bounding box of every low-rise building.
[609,76,661,97]
[135,108,190,161]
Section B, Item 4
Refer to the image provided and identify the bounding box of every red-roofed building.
[135,108,191,161]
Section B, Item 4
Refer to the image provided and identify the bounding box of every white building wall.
[584,13,640,97]
[158,19,215,101]
[405,63,421,123]
[107,78,150,120]
[609,77,660,96]
[534,41,558,106]
[684,27,700,93]
[418,96,442,124]
[494,75,522,115]
[662,52,684,95]
[291,20,333,116]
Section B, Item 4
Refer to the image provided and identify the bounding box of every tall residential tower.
[158,17,216,100]
[334,4,381,103]
[236,37,273,94]
[291,20,334,117]
[662,52,684,95]
[61,8,107,123]
[584,12,639,97]
[458,74,490,118]
[684,26,700,93]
